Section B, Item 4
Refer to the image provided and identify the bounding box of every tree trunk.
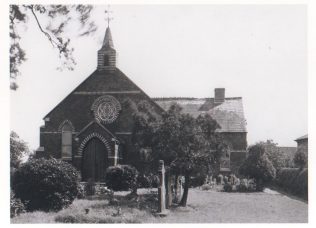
[174,174,179,203]
[180,174,190,207]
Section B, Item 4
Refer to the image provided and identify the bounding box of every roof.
[153,97,247,132]
[295,134,308,142]
[103,27,114,48]
[44,68,164,119]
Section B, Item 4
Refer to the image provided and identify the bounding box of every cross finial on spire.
[105,5,113,28]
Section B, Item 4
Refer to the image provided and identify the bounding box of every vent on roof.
[214,88,225,104]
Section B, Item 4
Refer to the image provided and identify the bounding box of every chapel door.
[82,137,108,182]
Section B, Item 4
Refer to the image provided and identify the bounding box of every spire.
[97,6,116,71]
[103,27,114,48]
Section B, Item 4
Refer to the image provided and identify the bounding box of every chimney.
[214,88,225,104]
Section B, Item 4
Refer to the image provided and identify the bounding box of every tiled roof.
[153,97,247,132]
[295,134,308,142]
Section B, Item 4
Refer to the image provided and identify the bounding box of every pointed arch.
[58,120,75,132]
[78,133,111,157]
[59,120,74,160]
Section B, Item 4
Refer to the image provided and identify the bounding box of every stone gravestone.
[174,175,183,203]
[157,160,168,216]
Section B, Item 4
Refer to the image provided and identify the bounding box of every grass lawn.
[11,188,308,223]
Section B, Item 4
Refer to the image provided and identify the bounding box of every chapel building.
[36,25,248,181]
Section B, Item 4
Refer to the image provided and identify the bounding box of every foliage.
[293,150,307,169]
[223,182,233,192]
[276,168,308,200]
[105,165,139,192]
[258,140,294,170]
[76,183,86,199]
[137,173,159,188]
[10,131,30,169]
[190,172,208,187]
[131,101,225,206]
[10,4,97,89]
[12,158,79,212]
[239,144,276,191]
[10,190,25,218]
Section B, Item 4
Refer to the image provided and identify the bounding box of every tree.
[10,131,29,169]
[259,140,293,171]
[293,149,307,169]
[131,101,225,206]
[10,4,97,90]
[239,144,276,191]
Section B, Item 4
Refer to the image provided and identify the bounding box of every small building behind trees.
[295,134,308,155]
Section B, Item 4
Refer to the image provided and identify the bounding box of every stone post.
[165,173,172,208]
[157,160,167,216]
[114,143,119,166]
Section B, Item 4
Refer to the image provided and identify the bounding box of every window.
[61,123,72,159]
[104,55,109,66]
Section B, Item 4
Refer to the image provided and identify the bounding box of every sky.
[10,4,307,150]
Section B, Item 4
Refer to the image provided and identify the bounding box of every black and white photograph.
[1,0,313,224]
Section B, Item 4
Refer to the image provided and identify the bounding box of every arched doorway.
[82,137,108,182]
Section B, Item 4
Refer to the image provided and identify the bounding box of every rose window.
[92,95,121,124]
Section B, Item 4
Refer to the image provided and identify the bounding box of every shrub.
[12,158,79,212]
[10,190,25,218]
[223,182,233,192]
[276,168,308,200]
[294,150,307,169]
[239,144,276,191]
[137,173,159,188]
[105,165,138,192]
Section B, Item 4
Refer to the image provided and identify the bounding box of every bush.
[294,150,307,169]
[12,158,79,212]
[137,173,159,188]
[239,144,276,191]
[223,182,233,192]
[105,165,138,192]
[276,168,308,200]
[10,190,25,218]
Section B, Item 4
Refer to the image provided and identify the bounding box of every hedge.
[275,168,308,200]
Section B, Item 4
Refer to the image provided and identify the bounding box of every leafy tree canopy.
[10,4,97,90]
[239,143,276,191]
[258,139,294,170]
[293,149,307,169]
[10,131,30,169]
[130,101,226,206]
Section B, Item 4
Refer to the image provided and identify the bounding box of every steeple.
[97,7,116,71]
[103,27,114,48]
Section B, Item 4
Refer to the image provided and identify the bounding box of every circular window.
[92,95,121,124]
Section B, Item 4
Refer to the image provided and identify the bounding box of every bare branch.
[27,5,58,48]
